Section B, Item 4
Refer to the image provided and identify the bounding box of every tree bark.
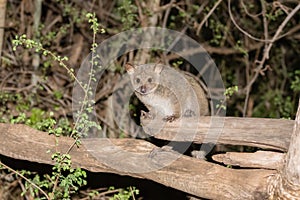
[212,151,284,170]
[142,116,293,151]
[0,0,7,61]
[0,115,296,199]
[0,122,274,199]
[269,98,300,199]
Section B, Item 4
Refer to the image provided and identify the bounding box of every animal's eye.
[148,78,152,83]
[136,78,140,83]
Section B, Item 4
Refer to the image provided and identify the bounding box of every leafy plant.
[216,86,238,112]
[253,90,294,119]
[49,153,87,199]
[291,70,300,92]
[109,186,139,200]
[3,12,104,199]
[116,0,138,30]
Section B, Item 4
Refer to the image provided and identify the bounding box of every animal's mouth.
[137,85,156,95]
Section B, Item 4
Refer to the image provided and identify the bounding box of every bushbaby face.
[125,63,163,95]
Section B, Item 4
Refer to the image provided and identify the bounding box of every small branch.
[261,0,269,58]
[31,0,42,93]
[263,3,300,56]
[162,0,175,29]
[0,0,7,62]
[243,0,269,117]
[228,0,270,42]
[196,0,223,35]
[242,2,300,116]
[0,160,50,199]
[241,0,263,18]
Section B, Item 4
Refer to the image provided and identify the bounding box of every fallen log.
[0,119,289,199]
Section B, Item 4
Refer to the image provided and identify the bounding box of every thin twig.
[264,3,300,56]
[261,0,269,57]
[162,0,175,29]
[0,160,50,199]
[243,0,269,117]
[130,186,136,200]
[241,0,263,18]
[228,0,271,42]
[196,0,223,35]
[0,0,7,62]
[243,2,300,116]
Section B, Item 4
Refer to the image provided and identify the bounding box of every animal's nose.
[140,86,146,94]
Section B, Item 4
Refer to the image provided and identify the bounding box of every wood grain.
[0,118,291,199]
[142,116,293,151]
[212,151,284,169]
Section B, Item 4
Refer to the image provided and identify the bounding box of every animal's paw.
[163,115,177,122]
[140,110,154,120]
[183,109,196,117]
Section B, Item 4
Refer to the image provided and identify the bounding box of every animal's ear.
[125,63,135,74]
[154,63,163,74]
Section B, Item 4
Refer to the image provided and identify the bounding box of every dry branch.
[0,0,7,59]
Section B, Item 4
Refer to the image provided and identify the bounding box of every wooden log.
[212,151,284,170]
[0,122,275,199]
[141,116,293,151]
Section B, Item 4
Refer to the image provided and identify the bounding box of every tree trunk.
[0,0,7,61]
[269,98,300,199]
